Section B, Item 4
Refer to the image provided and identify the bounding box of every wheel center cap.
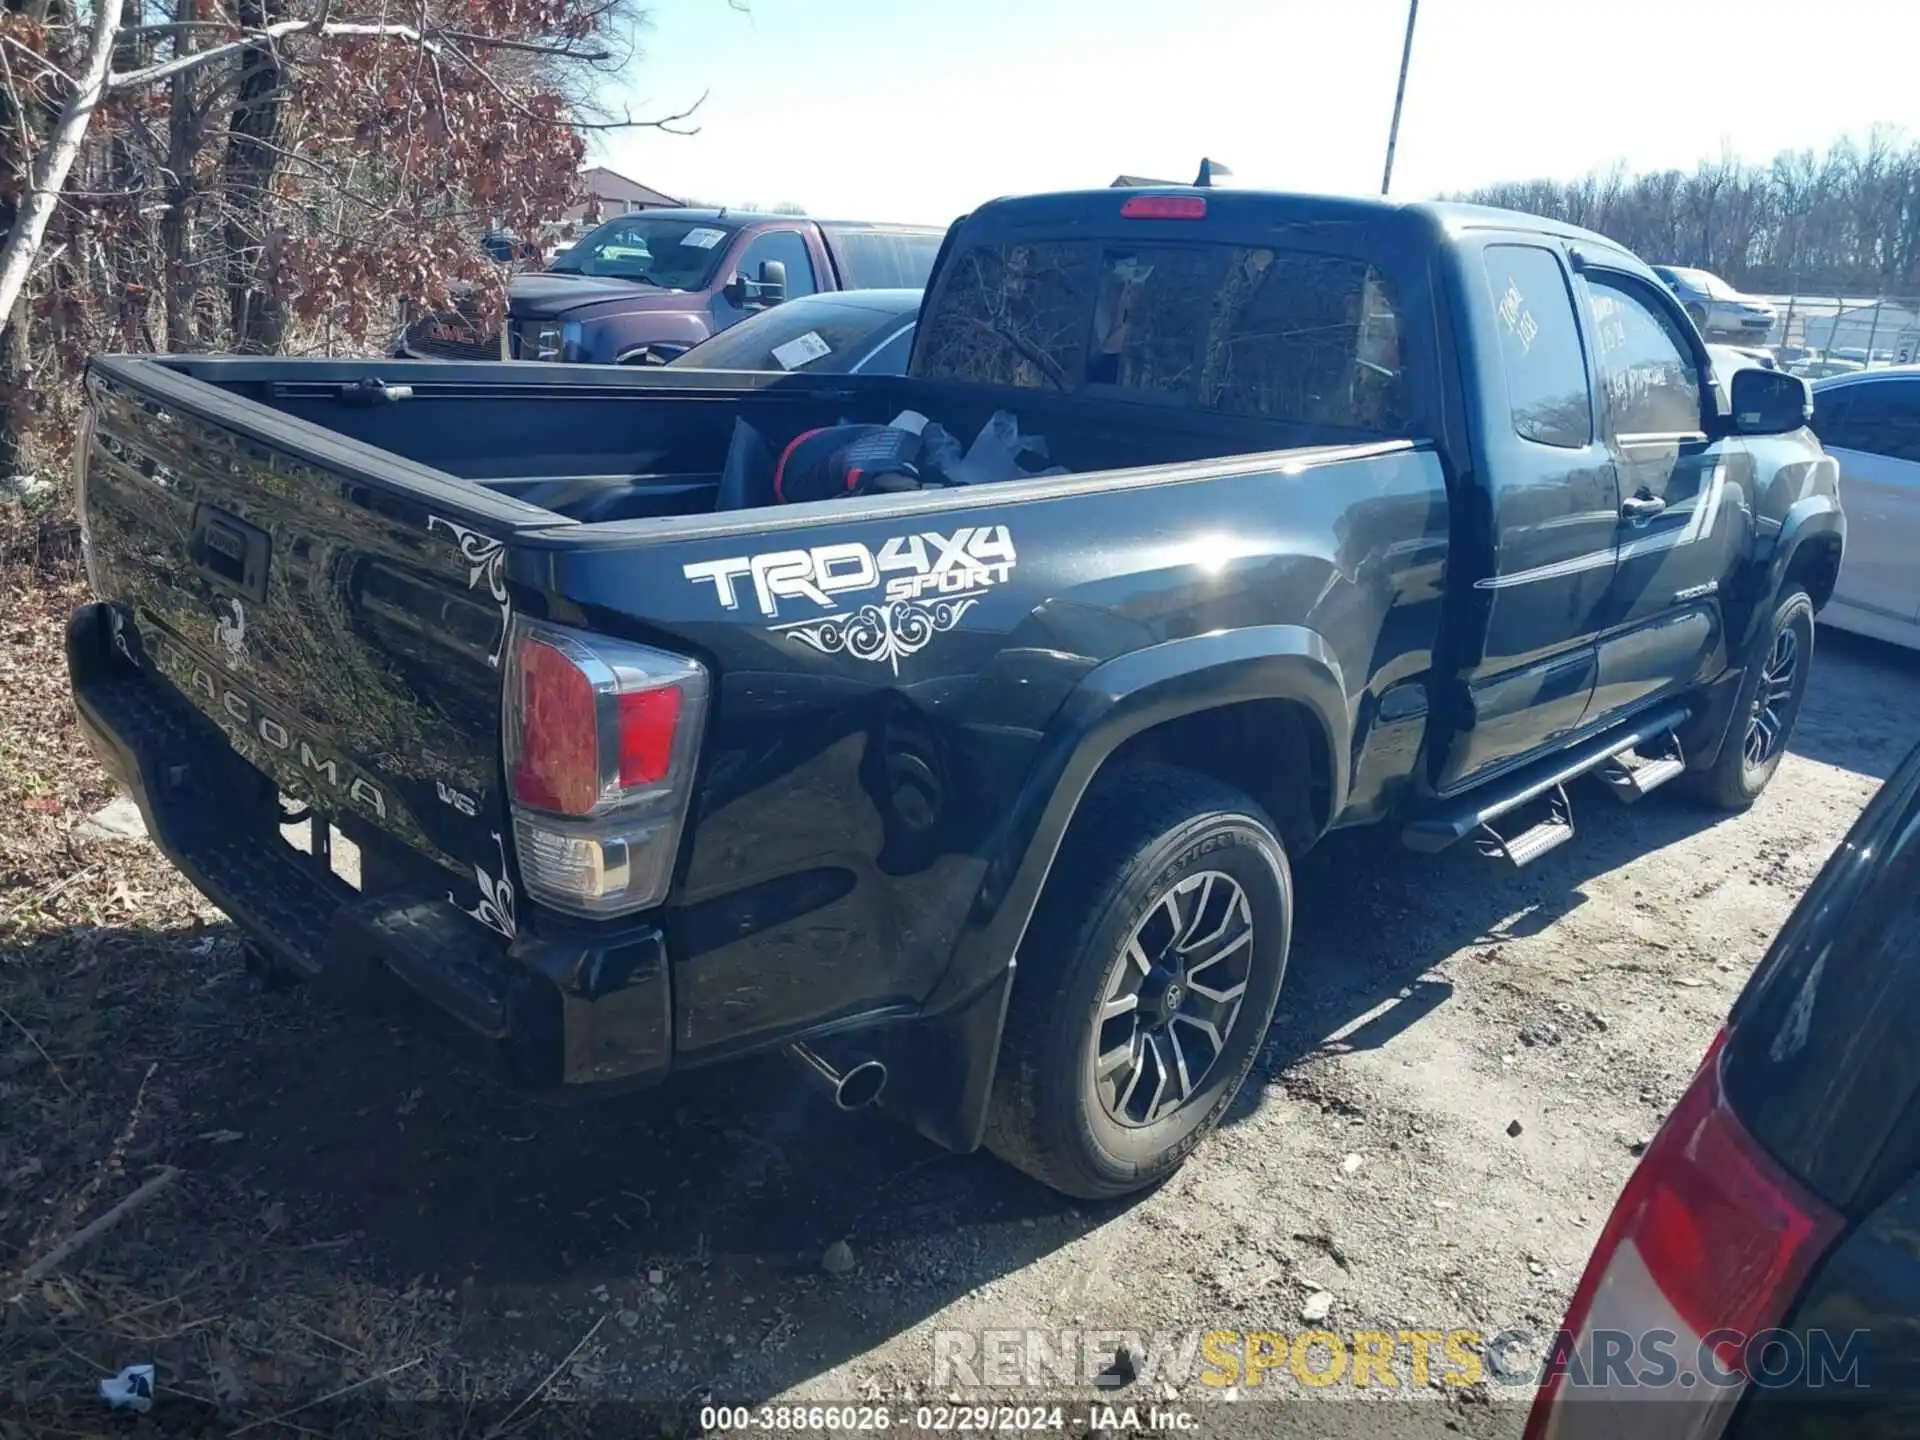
[1142,969,1185,1026]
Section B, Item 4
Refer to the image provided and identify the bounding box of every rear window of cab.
[912,239,1409,435]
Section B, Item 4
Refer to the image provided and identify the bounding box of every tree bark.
[0,0,125,334]
[161,0,197,350]
[222,0,287,352]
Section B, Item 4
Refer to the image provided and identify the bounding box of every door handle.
[1621,494,1668,521]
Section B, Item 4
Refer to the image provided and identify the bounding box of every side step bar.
[1474,785,1574,866]
[1403,702,1691,858]
[1598,733,1686,802]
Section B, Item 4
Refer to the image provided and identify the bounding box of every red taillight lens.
[501,619,709,919]
[1120,194,1207,220]
[616,686,682,788]
[1527,1031,1843,1438]
[512,634,599,815]
[1620,1038,1836,1364]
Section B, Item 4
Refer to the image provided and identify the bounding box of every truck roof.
[955,187,1634,264]
[631,207,943,234]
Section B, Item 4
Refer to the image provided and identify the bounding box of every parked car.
[1810,368,1920,647]
[1652,265,1778,340]
[1713,344,1776,370]
[1706,345,1778,388]
[668,289,920,376]
[1792,356,1867,380]
[1527,738,1920,1439]
[69,186,1841,1199]
[399,210,944,366]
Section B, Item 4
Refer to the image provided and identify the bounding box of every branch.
[108,19,438,89]
[106,19,608,90]
[435,29,609,60]
[0,0,124,325]
[9,1168,179,1294]
[0,31,76,87]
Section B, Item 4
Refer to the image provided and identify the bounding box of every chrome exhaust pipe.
[787,1041,888,1111]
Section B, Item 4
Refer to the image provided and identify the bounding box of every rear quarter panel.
[520,444,1449,1058]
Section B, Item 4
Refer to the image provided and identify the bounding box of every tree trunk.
[0,0,125,331]
[222,0,287,352]
[162,0,197,350]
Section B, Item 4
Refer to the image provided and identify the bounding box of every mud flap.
[882,960,1017,1154]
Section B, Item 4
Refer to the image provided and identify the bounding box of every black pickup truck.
[67,187,1842,1199]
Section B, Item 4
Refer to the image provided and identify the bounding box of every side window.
[1584,276,1704,439]
[829,230,943,289]
[1822,382,1920,461]
[1809,387,1855,450]
[1480,245,1592,448]
[737,231,817,300]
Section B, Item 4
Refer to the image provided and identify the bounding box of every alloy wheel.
[1090,871,1254,1128]
[1744,626,1801,770]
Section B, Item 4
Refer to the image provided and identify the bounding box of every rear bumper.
[66,601,673,1096]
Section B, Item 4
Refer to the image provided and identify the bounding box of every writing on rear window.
[914,240,1408,433]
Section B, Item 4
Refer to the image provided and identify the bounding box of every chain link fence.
[1747,291,1920,377]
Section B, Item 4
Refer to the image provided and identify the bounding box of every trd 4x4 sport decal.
[683,525,1015,675]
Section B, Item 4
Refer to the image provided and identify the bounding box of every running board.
[1474,784,1574,867]
[1598,734,1686,802]
[1402,702,1691,855]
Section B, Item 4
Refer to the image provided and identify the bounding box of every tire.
[1686,303,1709,334]
[1684,587,1815,810]
[984,763,1293,1199]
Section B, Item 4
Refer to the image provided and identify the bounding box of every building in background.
[569,167,683,224]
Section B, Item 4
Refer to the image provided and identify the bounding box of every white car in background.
[1651,264,1778,339]
[1811,368,1920,647]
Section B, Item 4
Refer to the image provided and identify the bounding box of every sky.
[593,0,1920,225]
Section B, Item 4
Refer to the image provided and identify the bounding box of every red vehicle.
[1529,740,1920,1438]
[400,210,944,366]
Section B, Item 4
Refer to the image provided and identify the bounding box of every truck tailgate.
[77,357,553,942]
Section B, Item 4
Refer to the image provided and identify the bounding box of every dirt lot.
[4,528,1917,1436]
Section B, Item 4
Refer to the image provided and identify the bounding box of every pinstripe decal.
[1474,462,1729,591]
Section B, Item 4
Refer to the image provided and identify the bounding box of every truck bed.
[138,355,1378,523]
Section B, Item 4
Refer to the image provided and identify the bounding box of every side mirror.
[755,259,788,306]
[722,273,748,307]
[1730,368,1813,436]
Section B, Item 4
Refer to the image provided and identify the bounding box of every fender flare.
[1743,494,1845,656]
[941,624,1349,1014]
[895,625,1349,1153]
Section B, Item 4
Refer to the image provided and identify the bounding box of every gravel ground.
[4,526,1916,1438]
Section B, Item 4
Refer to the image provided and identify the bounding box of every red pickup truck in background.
[399,208,945,366]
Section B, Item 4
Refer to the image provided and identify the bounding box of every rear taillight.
[502,619,707,918]
[1120,194,1207,220]
[1526,1031,1843,1440]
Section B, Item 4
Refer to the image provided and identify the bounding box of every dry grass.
[0,510,496,1433]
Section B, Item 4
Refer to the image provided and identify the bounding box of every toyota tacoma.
[68,187,1842,1198]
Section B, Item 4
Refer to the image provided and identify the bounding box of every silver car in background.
[1811,368,1920,648]
[1652,265,1778,340]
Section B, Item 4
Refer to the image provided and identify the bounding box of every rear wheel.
[1686,303,1709,333]
[1685,587,1814,810]
[984,764,1292,1199]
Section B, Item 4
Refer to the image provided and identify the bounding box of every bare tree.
[1455,131,1920,293]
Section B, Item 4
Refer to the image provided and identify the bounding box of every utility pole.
[1380,0,1420,196]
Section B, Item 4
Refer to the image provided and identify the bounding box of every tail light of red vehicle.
[502,620,708,919]
[1525,1031,1844,1440]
